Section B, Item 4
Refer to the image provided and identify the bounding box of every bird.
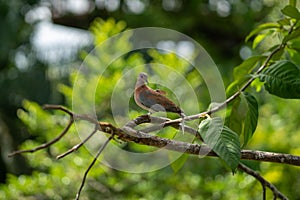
[134,72,185,118]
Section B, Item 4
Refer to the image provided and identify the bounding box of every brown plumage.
[134,72,185,117]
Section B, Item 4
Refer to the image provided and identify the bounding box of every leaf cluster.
[214,4,300,171]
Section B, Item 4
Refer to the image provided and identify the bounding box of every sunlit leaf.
[252,34,268,49]
[226,56,266,96]
[251,77,265,92]
[246,23,280,42]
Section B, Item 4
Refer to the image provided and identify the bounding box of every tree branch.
[103,120,300,166]
[238,163,288,200]
[9,106,299,200]
[10,107,300,166]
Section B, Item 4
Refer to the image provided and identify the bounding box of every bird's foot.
[199,113,211,119]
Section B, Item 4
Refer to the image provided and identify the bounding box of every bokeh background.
[1,0,299,199]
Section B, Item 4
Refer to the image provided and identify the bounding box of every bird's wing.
[137,86,181,113]
[137,89,163,111]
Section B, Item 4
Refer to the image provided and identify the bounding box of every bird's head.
[135,72,149,88]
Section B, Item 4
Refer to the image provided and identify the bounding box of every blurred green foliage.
[1,1,300,200]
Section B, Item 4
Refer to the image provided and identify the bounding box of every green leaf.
[199,117,223,145]
[283,28,300,43]
[289,0,297,7]
[171,154,189,173]
[199,117,241,172]
[226,77,248,96]
[259,60,300,98]
[271,47,285,61]
[227,97,244,136]
[226,56,266,96]
[233,56,266,79]
[266,44,285,60]
[246,23,280,42]
[228,92,258,147]
[251,77,265,92]
[243,93,258,146]
[289,40,300,50]
[252,34,268,49]
[281,5,300,19]
[277,18,291,26]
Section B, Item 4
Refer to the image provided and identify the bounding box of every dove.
[134,72,185,118]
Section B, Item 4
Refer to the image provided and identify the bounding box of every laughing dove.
[134,72,185,118]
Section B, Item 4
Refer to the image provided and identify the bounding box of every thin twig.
[238,163,288,200]
[56,125,99,160]
[8,117,74,157]
[160,42,285,126]
[44,104,100,124]
[43,104,73,116]
[8,105,75,157]
[262,183,266,200]
[75,134,114,200]
[8,105,100,157]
